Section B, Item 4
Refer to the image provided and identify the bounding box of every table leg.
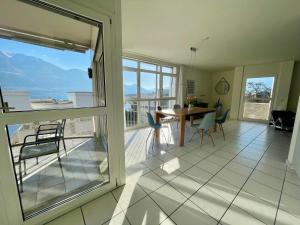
[179,115,185,146]
[155,112,161,141]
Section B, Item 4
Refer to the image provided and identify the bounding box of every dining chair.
[215,109,230,140]
[189,112,216,146]
[146,112,169,150]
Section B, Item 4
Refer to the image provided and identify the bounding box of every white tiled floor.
[46,121,300,225]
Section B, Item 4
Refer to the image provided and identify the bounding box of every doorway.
[240,76,276,122]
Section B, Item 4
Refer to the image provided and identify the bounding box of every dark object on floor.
[270,110,295,131]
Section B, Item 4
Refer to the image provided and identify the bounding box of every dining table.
[155,107,216,146]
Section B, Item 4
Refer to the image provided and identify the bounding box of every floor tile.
[46,208,85,225]
[103,212,130,225]
[243,178,281,205]
[183,166,213,185]
[143,157,164,170]
[169,174,202,198]
[190,186,231,221]
[163,158,193,172]
[195,160,222,175]
[152,166,182,182]
[112,182,147,210]
[233,191,278,225]
[280,193,300,218]
[225,161,253,177]
[124,196,168,225]
[256,163,286,179]
[275,209,300,225]
[216,168,248,188]
[285,171,300,186]
[150,184,187,215]
[250,170,283,191]
[232,156,257,168]
[137,171,166,194]
[283,181,300,201]
[205,176,240,202]
[179,152,203,164]
[82,192,123,225]
[206,155,229,167]
[171,200,217,225]
[221,205,265,225]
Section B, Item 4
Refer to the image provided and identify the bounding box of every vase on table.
[188,104,193,110]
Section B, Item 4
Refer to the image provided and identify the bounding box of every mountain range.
[0,51,168,100]
[0,51,91,99]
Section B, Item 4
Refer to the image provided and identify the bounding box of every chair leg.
[62,138,67,155]
[208,129,215,146]
[189,128,197,142]
[220,124,225,140]
[161,128,169,147]
[19,160,23,192]
[24,160,26,175]
[200,129,204,145]
[146,129,153,150]
[36,157,38,165]
[151,130,156,151]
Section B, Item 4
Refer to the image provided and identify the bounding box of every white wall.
[68,92,94,108]
[210,70,234,113]
[288,97,300,176]
[178,65,212,106]
[230,61,294,119]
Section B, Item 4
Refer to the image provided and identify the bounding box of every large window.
[122,57,178,128]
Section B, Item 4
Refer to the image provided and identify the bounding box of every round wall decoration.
[215,77,230,95]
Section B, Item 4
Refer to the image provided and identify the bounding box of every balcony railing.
[124,98,176,129]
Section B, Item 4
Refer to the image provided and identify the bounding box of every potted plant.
[186,96,197,110]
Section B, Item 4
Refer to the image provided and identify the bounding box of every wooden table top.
[156,107,216,117]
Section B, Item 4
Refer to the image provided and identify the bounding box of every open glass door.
[240,76,276,122]
[0,1,120,224]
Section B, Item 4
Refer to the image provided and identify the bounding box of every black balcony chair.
[18,119,66,192]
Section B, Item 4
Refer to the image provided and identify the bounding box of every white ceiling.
[121,0,300,71]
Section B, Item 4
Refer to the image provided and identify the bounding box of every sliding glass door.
[0,1,122,224]
[240,75,276,122]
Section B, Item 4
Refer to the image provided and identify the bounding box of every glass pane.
[123,71,137,98]
[7,115,109,219]
[122,58,138,68]
[159,99,176,109]
[163,76,176,97]
[140,72,159,98]
[0,11,104,111]
[140,62,157,71]
[243,76,275,120]
[162,66,172,73]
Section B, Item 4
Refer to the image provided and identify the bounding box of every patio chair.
[36,119,67,158]
[189,112,216,146]
[146,112,169,151]
[18,121,65,192]
[215,109,230,140]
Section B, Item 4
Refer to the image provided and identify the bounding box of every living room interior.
[1,1,300,225]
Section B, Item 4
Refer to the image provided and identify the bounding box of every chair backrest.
[173,104,181,109]
[146,112,156,127]
[199,112,216,131]
[219,109,230,123]
[57,119,66,137]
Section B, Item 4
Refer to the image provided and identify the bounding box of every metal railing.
[124,98,176,129]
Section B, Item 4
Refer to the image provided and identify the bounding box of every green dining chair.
[190,112,216,146]
[215,109,230,140]
[146,112,169,150]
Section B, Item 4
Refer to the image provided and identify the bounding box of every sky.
[246,77,274,89]
[0,38,91,71]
